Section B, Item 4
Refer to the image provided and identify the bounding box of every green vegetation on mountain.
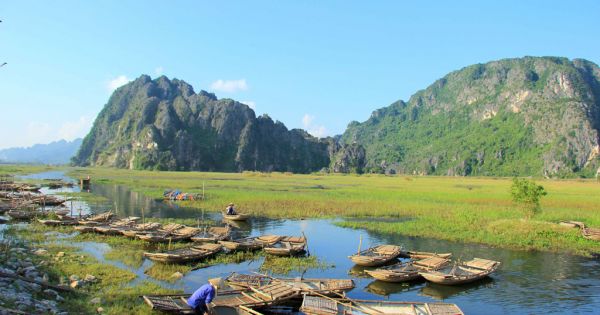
[74,57,600,177]
[72,75,332,172]
[342,57,600,177]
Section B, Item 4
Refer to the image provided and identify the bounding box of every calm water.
[22,171,600,314]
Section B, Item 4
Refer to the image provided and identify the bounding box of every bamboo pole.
[357,234,362,255]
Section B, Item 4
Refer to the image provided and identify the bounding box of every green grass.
[58,167,600,256]
[2,221,181,314]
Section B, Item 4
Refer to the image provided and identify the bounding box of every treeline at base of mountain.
[72,56,600,178]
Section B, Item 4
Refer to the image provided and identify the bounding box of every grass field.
[3,165,600,255]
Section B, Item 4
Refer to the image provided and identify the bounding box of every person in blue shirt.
[187,278,220,315]
[225,203,236,215]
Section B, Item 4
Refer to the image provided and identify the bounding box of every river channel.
[16,171,600,314]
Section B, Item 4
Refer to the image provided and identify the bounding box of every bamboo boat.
[348,245,402,267]
[33,196,66,206]
[219,235,282,251]
[144,243,222,263]
[7,210,37,220]
[78,211,114,225]
[225,272,355,295]
[401,251,452,260]
[93,217,140,234]
[136,223,189,242]
[582,227,600,241]
[559,220,585,229]
[419,258,501,285]
[222,212,250,221]
[38,216,79,226]
[120,222,162,237]
[365,256,450,282]
[190,226,231,243]
[144,288,288,315]
[263,236,307,256]
[300,295,464,315]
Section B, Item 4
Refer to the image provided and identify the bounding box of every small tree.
[510,178,547,218]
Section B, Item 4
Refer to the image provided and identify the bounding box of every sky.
[1,1,599,149]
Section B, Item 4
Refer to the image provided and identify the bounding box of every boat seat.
[374,245,401,255]
[464,258,498,270]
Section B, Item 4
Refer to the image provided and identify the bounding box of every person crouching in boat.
[187,278,222,315]
[225,203,236,215]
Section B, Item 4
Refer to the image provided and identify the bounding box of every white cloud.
[302,114,314,128]
[58,116,93,141]
[154,66,164,76]
[210,79,248,93]
[107,75,131,93]
[302,114,328,138]
[241,101,256,110]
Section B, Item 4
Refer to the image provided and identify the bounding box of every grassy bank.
[3,223,180,314]
[58,167,600,256]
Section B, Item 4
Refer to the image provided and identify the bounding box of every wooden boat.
[144,288,291,315]
[7,210,37,220]
[74,225,96,233]
[365,256,450,282]
[225,272,355,295]
[222,212,250,221]
[400,251,452,260]
[78,211,114,225]
[420,258,501,285]
[219,235,282,251]
[300,295,464,315]
[348,245,402,267]
[93,217,140,234]
[136,223,189,242]
[190,226,231,243]
[120,222,162,237]
[38,216,79,226]
[559,220,585,229]
[582,227,600,241]
[144,243,222,263]
[33,195,66,206]
[264,236,307,256]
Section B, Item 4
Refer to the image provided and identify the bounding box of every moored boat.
[400,251,452,260]
[93,217,140,234]
[419,258,501,285]
[219,234,281,251]
[225,272,355,295]
[7,209,38,220]
[222,212,250,221]
[348,245,402,267]
[38,216,79,226]
[582,227,600,241]
[121,222,162,237]
[300,295,464,315]
[191,226,231,243]
[263,236,307,256]
[365,256,450,282]
[143,243,222,263]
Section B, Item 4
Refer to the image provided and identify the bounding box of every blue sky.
[1,1,599,149]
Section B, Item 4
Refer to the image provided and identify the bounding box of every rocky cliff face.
[73,75,331,172]
[341,57,600,177]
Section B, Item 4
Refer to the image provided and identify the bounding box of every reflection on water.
[23,171,600,314]
[419,277,495,300]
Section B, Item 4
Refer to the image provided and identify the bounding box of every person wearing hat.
[187,278,221,315]
[225,203,236,215]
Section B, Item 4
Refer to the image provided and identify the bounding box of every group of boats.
[348,244,501,286]
[0,178,70,221]
[36,211,309,263]
[143,272,466,315]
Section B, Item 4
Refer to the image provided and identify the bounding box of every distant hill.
[72,75,335,172]
[341,57,600,177]
[73,56,600,177]
[0,139,83,165]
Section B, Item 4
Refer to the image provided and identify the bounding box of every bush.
[510,178,547,218]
